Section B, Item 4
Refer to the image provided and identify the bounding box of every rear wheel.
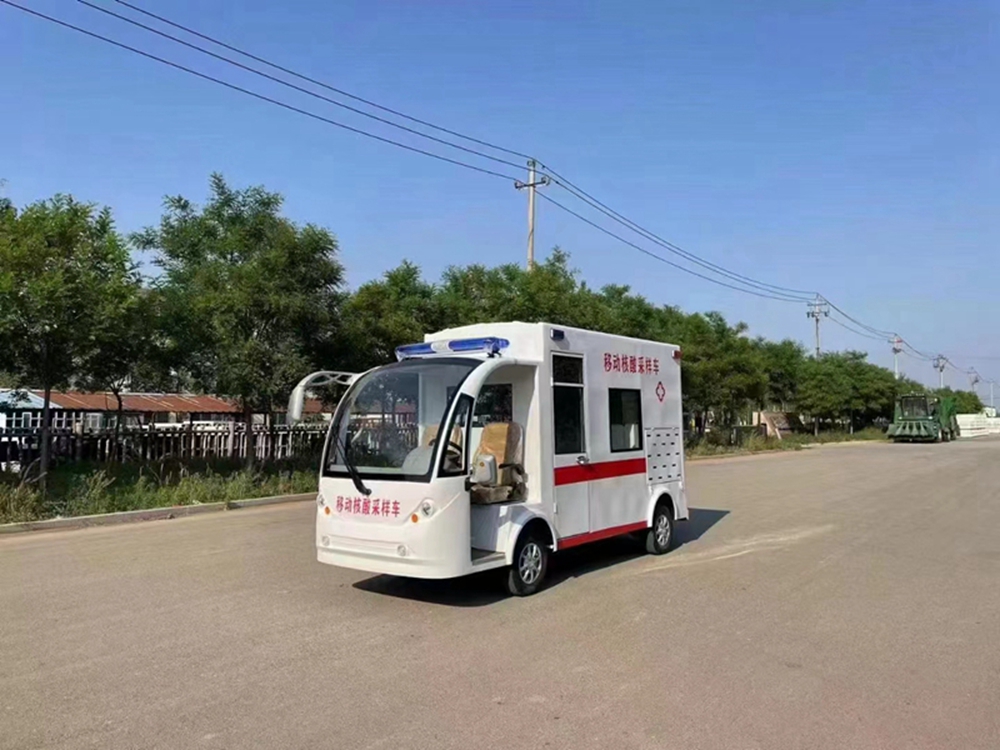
[505,531,549,596]
[645,502,674,555]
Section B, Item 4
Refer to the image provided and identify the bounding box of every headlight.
[420,499,435,517]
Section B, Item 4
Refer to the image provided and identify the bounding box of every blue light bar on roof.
[395,336,510,361]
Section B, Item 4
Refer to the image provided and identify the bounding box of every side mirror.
[286,371,357,425]
[471,454,498,486]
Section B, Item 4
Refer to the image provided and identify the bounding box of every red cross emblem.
[655,381,666,402]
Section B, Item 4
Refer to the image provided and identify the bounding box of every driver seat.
[470,422,525,504]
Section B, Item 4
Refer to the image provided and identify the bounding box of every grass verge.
[686,427,886,458]
[0,457,318,524]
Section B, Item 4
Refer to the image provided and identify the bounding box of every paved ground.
[2,439,1000,750]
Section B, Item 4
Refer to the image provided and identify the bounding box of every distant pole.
[891,336,903,380]
[990,381,995,409]
[968,370,981,393]
[527,160,536,268]
[806,299,829,357]
[933,356,947,389]
[515,160,550,270]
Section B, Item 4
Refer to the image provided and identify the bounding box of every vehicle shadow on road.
[675,507,730,550]
[353,507,730,607]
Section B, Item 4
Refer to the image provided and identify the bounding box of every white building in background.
[0,390,58,430]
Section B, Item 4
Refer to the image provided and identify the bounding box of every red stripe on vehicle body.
[553,457,646,486]
[558,521,648,550]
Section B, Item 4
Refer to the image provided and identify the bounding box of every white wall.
[957,414,1000,438]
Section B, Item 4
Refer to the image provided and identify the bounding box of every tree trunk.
[266,409,276,463]
[113,388,124,463]
[39,383,52,496]
[244,403,255,470]
[814,416,819,437]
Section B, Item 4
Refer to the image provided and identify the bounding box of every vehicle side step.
[471,548,506,566]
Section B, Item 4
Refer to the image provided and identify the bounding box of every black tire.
[645,501,674,555]
[505,531,549,597]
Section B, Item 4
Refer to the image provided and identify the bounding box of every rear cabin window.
[552,355,584,454]
[473,384,513,428]
[609,388,643,452]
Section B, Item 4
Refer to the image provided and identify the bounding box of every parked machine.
[887,393,959,443]
[289,322,688,596]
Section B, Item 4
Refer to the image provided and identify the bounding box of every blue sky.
[2,0,997,390]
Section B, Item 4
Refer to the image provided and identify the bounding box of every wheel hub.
[519,542,542,584]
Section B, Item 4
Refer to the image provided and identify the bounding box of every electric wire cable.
[542,173,817,300]
[109,0,536,162]
[0,0,522,182]
[536,192,810,303]
[827,315,890,342]
[76,0,528,173]
[5,0,992,380]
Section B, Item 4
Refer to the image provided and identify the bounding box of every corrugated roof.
[4,390,336,414]
[39,392,241,413]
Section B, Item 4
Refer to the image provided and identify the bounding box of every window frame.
[438,394,474,477]
[608,387,644,453]
[552,353,586,456]
[472,383,513,429]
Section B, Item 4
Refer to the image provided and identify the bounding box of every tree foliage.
[934,387,984,415]
[0,195,132,487]
[1,176,989,482]
[134,174,345,464]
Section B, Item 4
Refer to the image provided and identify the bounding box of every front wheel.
[506,532,549,596]
[645,502,674,555]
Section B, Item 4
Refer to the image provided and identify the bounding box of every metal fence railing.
[0,422,329,470]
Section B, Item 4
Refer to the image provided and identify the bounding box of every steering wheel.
[446,440,464,457]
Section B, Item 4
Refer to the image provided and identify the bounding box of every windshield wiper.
[339,431,371,496]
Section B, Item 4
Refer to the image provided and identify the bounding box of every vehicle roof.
[427,321,680,350]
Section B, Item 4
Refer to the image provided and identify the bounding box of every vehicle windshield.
[900,396,929,418]
[324,358,480,481]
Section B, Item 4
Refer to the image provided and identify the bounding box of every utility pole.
[989,380,995,410]
[933,355,947,389]
[806,299,829,357]
[968,370,981,393]
[891,336,903,380]
[514,159,550,269]
[805,298,829,437]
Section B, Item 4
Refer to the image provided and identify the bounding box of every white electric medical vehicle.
[289,322,687,595]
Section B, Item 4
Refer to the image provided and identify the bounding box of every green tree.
[796,355,851,433]
[340,261,443,371]
[758,338,806,411]
[934,387,984,414]
[679,312,766,433]
[135,174,345,467]
[0,195,130,491]
[79,284,162,454]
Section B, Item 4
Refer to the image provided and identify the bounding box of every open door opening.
[466,364,537,557]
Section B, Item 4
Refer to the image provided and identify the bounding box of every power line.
[101,0,815,302]
[542,171,816,300]
[6,1,992,378]
[821,298,897,338]
[536,192,808,302]
[64,3,896,313]
[0,2,889,308]
[109,0,535,162]
[901,342,935,362]
[827,315,888,342]
[75,0,528,173]
[0,0,521,182]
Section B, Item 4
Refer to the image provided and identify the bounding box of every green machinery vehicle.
[887,394,960,443]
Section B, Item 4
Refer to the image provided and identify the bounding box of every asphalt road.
[3,439,1000,750]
